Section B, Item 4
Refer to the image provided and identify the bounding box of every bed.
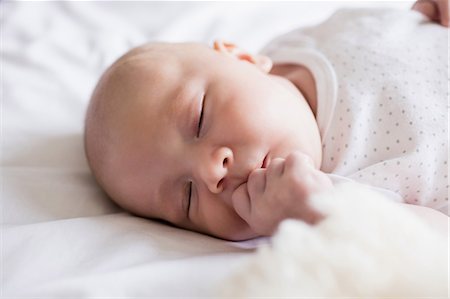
[2,1,421,297]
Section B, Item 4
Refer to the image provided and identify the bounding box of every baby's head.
[84,41,321,241]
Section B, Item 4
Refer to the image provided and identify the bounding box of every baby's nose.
[202,147,233,194]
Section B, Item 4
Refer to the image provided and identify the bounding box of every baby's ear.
[213,40,273,73]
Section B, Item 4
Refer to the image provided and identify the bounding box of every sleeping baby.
[84,1,449,241]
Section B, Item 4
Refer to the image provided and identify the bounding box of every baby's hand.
[231,152,334,236]
[412,0,449,27]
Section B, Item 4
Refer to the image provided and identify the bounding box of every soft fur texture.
[220,182,448,297]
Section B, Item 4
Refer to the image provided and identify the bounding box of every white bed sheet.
[2,1,413,296]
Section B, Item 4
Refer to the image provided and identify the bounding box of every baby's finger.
[284,151,314,174]
[231,182,251,222]
[265,157,285,181]
[247,168,267,199]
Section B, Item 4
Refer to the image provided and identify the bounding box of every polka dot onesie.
[261,8,448,214]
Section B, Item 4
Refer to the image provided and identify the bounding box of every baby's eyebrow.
[179,102,196,141]
[169,84,196,140]
[178,103,192,139]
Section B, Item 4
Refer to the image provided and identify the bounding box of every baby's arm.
[231,152,448,237]
[231,152,334,236]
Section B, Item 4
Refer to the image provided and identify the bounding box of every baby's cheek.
[231,183,251,223]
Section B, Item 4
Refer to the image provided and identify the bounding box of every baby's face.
[104,43,321,241]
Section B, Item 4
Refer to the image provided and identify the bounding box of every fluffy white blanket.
[220,182,448,297]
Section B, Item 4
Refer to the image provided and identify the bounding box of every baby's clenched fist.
[231,151,334,236]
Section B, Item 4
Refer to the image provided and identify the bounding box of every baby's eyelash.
[186,182,192,216]
[197,94,205,137]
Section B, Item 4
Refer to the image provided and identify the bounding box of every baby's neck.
[270,64,317,117]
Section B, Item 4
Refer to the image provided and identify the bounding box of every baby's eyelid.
[196,93,205,138]
[185,181,192,218]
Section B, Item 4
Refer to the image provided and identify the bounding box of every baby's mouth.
[261,154,270,169]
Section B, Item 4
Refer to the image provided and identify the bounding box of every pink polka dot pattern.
[263,8,448,213]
